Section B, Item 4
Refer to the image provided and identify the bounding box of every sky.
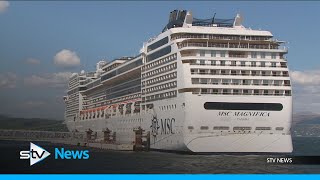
[0,1,319,120]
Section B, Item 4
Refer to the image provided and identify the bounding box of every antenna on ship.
[83,56,87,73]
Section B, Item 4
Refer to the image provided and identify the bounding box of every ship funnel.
[177,10,187,21]
[163,10,188,32]
[169,10,178,23]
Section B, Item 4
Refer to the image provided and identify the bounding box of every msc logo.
[20,142,51,166]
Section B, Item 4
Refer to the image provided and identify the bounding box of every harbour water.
[1,136,320,174]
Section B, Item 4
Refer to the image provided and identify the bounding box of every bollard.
[133,127,144,151]
[103,128,112,143]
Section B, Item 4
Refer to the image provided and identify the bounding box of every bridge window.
[147,37,169,52]
[147,46,171,62]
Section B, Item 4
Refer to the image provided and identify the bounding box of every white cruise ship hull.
[66,93,292,153]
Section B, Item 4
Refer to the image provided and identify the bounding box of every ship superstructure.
[64,10,293,153]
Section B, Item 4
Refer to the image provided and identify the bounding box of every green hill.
[0,115,68,132]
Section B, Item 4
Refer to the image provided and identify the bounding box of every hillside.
[0,115,68,132]
[293,112,320,125]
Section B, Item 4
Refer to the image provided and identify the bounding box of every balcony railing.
[192,81,289,87]
[178,42,285,50]
[171,34,272,41]
[194,92,290,96]
[189,62,288,68]
[191,72,289,77]
[228,54,248,58]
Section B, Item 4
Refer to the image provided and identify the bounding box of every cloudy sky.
[0,1,319,120]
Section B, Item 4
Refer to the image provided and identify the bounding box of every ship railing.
[195,92,289,96]
[192,82,290,87]
[189,63,287,68]
[171,34,273,41]
[228,55,248,58]
[191,72,289,77]
[178,42,286,51]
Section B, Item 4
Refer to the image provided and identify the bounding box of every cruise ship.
[64,10,293,153]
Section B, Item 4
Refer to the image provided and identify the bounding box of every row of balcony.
[171,34,272,41]
[190,62,287,68]
[190,64,287,68]
[192,78,290,86]
[178,42,285,50]
[193,82,290,87]
[194,88,292,96]
[191,70,289,77]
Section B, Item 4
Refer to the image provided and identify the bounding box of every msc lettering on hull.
[151,116,176,135]
[160,118,175,135]
[218,111,270,117]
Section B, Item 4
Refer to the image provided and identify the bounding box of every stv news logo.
[20,142,51,166]
[20,142,90,166]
